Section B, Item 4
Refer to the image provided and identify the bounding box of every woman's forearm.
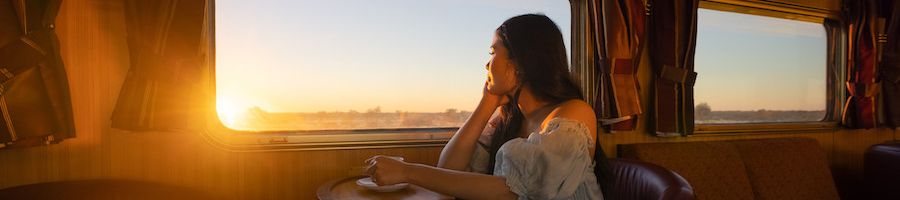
[437,100,497,170]
[407,163,517,200]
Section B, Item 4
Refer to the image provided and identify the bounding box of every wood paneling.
[1,0,890,199]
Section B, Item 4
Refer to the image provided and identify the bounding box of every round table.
[317,176,453,200]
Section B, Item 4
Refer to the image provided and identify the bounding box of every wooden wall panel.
[0,0,890,199]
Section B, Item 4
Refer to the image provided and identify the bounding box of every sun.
[216,96,248,127]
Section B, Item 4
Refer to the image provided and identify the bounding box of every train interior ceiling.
[1,0,900,199]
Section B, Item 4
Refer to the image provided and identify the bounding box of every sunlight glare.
[216,96,247,128]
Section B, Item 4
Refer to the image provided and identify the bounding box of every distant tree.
[366,106,382,114]
[695,103,711,119]
[445,108,458,114]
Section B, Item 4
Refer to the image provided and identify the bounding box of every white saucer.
[356,177,409,192]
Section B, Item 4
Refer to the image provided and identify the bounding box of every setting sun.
[216,95,248,127]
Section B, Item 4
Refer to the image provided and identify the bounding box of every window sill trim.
[693,122,839,135]
[202,125,454,152]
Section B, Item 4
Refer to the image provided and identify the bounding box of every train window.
[693,8,827,125]
[214,0,571,131]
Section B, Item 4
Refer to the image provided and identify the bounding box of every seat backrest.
[730,138,838,200]
[618,141,755,200]
[608,159,695,200]
[619,138,839,200]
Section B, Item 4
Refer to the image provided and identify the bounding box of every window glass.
[215,0,570,130]
[694,8,827,124]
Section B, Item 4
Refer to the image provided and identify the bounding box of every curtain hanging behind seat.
[879,1,900,128]
[581,0,646,132]
[577,0,699,136]
[0,0,74,149]
[111,0,210,131]
[842,0,897,129]
[648,0,699,136]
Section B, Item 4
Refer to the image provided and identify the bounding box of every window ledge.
[693,122,839,135]
[202,124,454,152]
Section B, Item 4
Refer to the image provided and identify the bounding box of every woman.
[366,14,612,199]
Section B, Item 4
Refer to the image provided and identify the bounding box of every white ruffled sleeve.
[493,118,598,199]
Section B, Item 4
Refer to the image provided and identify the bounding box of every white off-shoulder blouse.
[469,117,604,200]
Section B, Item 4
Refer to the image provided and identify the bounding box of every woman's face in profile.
[486,31,517,96]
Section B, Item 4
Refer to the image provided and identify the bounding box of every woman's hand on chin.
[365,155,412,186]
[481,81,509,107]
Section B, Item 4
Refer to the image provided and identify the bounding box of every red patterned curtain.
[111,0,210,131]
[648,0,698,136]
[843,0,896,129]
[587,0,647,132]
[0,0,73,149]
[880,1,900,128]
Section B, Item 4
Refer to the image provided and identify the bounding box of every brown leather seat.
[864,142,900,200]
[0,179,216,200]
[608,158,695,200]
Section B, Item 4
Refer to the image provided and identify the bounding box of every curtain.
[648,0,698,136]
[825,20,841,122]
[881,1,900,128]
[584,0,646,132]
[0,0,73,149]
[111,0,210,131]
[842,0,894,129]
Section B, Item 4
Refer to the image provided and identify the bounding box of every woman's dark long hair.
[486,14,614,197]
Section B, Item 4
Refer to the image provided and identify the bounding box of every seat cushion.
[619,141,754,200]
[730,138,839,200]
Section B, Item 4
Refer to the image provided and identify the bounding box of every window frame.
[202,0,580,151]
[692,0,844,134]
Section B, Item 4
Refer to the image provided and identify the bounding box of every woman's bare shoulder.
[551,100,596,123]
[540,99,597,134]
